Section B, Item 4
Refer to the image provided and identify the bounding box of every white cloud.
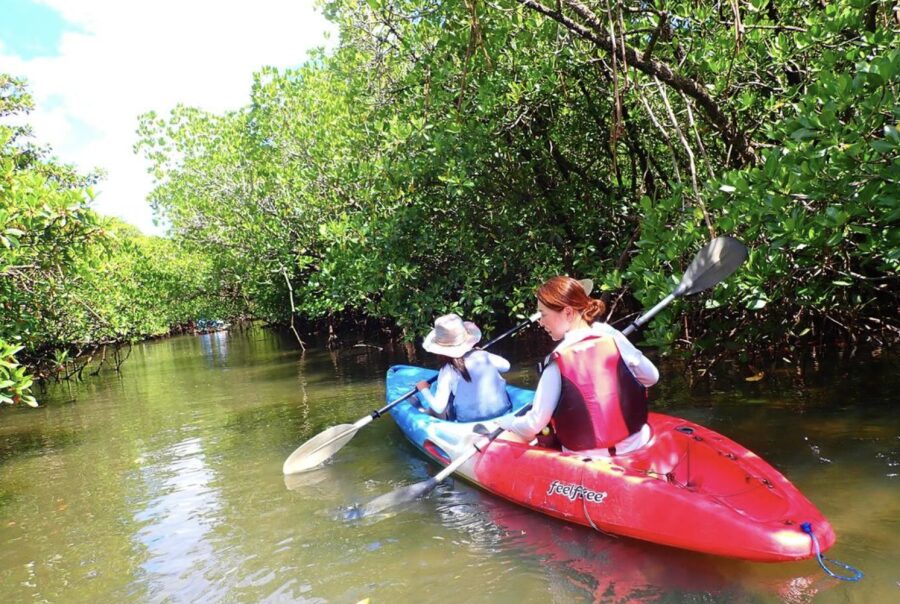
[2,0,336,235]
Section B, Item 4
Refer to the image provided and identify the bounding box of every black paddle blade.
[348,477,440,519]
[674,236,748,297]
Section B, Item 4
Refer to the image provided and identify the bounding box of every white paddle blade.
[674,236,748,297]
[282,423,359,474]
[350,477,440,519]
[351,431,497,518]
[578,278,594,296]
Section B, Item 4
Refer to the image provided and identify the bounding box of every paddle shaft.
[434,404,533,481]
[622,293,675,336]
[358,403,536,516]
[481,313,539,349]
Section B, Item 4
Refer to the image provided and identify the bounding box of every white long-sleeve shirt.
[418,350,512,422]
[498,322,658,448]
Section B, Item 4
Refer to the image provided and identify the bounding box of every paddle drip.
[801,522,863,582]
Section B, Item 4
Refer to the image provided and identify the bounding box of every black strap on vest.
[535,353,554,376]
[445,392,456,421]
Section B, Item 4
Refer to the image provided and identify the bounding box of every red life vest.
[550,335,648,450]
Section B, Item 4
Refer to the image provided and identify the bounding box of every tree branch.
[654,78,716,239]
[514,0,757,166]
[281,267,306,351]
[642,11,668,62]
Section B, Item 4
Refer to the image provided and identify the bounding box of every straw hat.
[422,313,482,357]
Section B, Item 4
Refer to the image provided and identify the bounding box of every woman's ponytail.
[582,298,607,324]
[537,275,608,324]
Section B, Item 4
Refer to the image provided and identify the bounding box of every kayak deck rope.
[579,460,618,539]
[801,522,863,582]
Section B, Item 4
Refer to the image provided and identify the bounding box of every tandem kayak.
[386,364,836,562]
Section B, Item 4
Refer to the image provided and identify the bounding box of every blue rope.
[801,522,864,582]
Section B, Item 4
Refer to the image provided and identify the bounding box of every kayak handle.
[801,522,863,582]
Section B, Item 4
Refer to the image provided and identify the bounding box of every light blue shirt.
[418,350,511,422]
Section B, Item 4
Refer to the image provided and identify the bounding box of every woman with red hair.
[498,276,659,457]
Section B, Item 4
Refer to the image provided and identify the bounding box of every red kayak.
[388,365,836,562]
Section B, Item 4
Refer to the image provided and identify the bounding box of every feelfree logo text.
[547,480,608,503]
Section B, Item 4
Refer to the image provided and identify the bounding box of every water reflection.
[430,482,837,603]
[199,330,230,368]
[132,436,222,600]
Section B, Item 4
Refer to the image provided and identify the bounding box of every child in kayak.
[498,276,658,456]
[416,313,512,422]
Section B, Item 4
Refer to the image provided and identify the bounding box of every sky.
[0,0,336,235]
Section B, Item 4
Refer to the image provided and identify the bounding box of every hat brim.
[422,322,482,357]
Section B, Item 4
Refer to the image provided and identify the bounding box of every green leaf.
[885,125,900,144]
[871,139,896,154]
[749,298,768,310]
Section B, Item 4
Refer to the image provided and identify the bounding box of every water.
[0,328,896,603]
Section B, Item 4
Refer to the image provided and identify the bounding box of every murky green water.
[1,328,897,603]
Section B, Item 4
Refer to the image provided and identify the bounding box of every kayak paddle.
[622,235,748,336]
[351,236,749,517]
[282,310,542,474]
[346,408,530,519]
